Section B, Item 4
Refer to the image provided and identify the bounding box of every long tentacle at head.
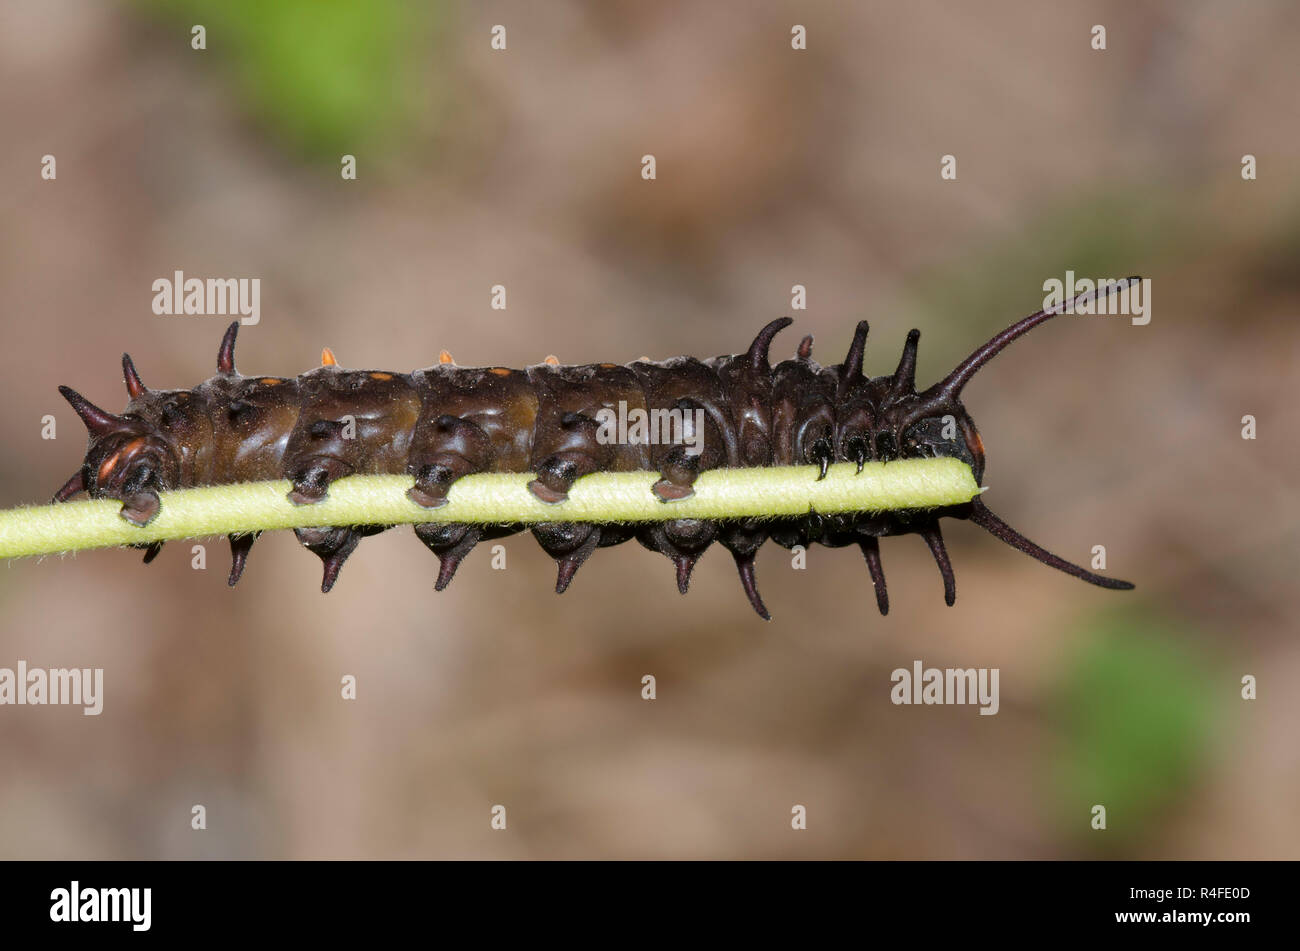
[967,499,1134,589]
[901,276,1140,426]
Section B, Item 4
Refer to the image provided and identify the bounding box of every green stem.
[0,459,979,560]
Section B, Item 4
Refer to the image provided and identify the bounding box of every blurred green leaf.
[1052,610,1219,849]
[138,0,440,160]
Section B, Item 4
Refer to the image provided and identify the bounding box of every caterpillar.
[52,280,1136,618]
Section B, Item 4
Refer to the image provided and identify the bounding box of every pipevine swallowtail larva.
[52,280,1136,619]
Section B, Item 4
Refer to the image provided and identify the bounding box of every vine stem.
[0,458,979,560]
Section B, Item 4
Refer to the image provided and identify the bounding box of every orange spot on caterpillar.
[439,350,455,365]
[370,372,393,381]
[97,437,146,484]
[320,348,338,367]
[544,355,560,366]
[97,453,122,484]
[259,378,282,385]
[489,367,512,377]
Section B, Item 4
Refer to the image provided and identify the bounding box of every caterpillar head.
[885,277,1142,593]
[54,354,185,526]
[784,276,1140,614]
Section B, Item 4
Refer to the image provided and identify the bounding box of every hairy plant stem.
[0,458,980,560]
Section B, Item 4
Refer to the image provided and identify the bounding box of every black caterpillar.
[53,281,1135,618]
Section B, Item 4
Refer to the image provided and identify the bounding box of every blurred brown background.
[1,0,1297,858]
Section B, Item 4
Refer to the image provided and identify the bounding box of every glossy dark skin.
[54,280,1137,617]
